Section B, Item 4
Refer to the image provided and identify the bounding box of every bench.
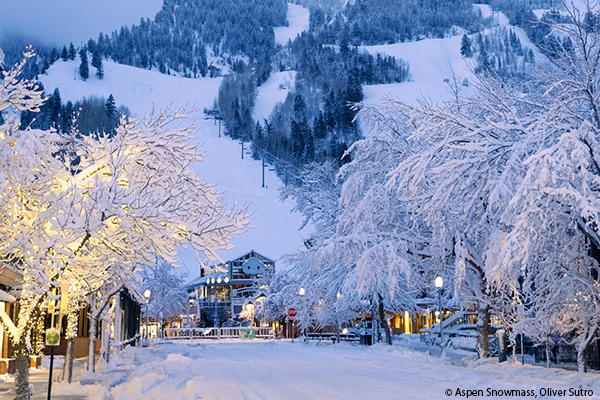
[306,333,359,343]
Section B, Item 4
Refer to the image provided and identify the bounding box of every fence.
[164,326,274,340]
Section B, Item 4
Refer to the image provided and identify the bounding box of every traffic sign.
[45,328,60,346]
[287,308,297,320]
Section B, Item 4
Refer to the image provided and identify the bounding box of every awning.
[0,289,16,303]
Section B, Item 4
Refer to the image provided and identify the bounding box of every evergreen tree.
[477,49,491,73]
[313,112,327,140]
[87,38,97,54]
[105,94,117,118]
[92,49,104,79]
[96,62,104,80]
[61,46,68,61]
[291,120,305,159]
[460,34,473,57]
[303,126,315,161]
[255,121,264,139]
[91,49,102,69]
[79,48,89,80]
[61,101,74,134]
[41,59,50,75]
[50,48,59,64]
[48,88,62,129]
[68,43,76,60]
[293,94,306,120]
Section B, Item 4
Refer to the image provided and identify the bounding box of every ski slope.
[274,3,310,46]
[357,5,547,136]
[40,60,307,277]
[254,70,296,122]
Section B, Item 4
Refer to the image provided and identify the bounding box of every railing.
[198,301,231,309]
[164,326,274,340]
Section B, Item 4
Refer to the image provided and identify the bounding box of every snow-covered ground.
[254,70,296,122]
[36,338,600,400]
[361,34,472,109]
[0,0,162,47]
[255,3,307,122]
[274,4,310,46]
[40,60,307,277]
[359,5,546,137]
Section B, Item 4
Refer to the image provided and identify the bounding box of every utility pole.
[262,157,265,188]
[203,109,223,137]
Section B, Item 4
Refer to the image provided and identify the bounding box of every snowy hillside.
[40,60,308,277]
[358,4,546,136]
[254,71,296,122]
[274,3,310,46]
[37,2,545,274]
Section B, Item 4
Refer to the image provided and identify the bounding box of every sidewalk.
[0,356,87,400]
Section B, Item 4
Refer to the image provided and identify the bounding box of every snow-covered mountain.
[38,2,546,278]
[357,4,547,135]
[40,60,308,278]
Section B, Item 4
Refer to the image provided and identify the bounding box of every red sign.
[287,308,297,319]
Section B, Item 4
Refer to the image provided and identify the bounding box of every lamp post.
[299,287,307,340]
[255,293,266,327]
[143,289,151,347]
[187,292,197,329]
[434,276,444,357]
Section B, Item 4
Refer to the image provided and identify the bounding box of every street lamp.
[299,287,307,340]
[255,293,266,327]
[187,292,197,329]
[434,276,444,357]
[143,289,151,347]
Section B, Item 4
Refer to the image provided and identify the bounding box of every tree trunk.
[88,315,98,372]
[511,337,517,362]
[476,302,491,359]
[575,328,596,373]
[545,339,551,368]
[62,338,75,383]
[577,345,587,373]
[378,294,391,345]
[14,342,30,400]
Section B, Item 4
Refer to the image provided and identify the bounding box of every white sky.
[0,0,163,47]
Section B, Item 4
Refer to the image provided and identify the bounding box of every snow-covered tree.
[0,51,62,399]
[356,68,551,357]
[495,0,600,372]
[142,258,187,331]
[274,137,424,344]
[0,52,249,398]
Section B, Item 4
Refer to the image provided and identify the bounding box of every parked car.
[345,320,373,337]
[422,316,500,356]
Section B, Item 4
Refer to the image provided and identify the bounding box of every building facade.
[187,250,274,327]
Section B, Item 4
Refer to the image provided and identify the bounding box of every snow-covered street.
[36,338,600,400]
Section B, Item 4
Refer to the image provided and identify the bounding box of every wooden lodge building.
[186,250,274,327]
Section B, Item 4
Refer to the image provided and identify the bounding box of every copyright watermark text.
[445,387,593,398]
